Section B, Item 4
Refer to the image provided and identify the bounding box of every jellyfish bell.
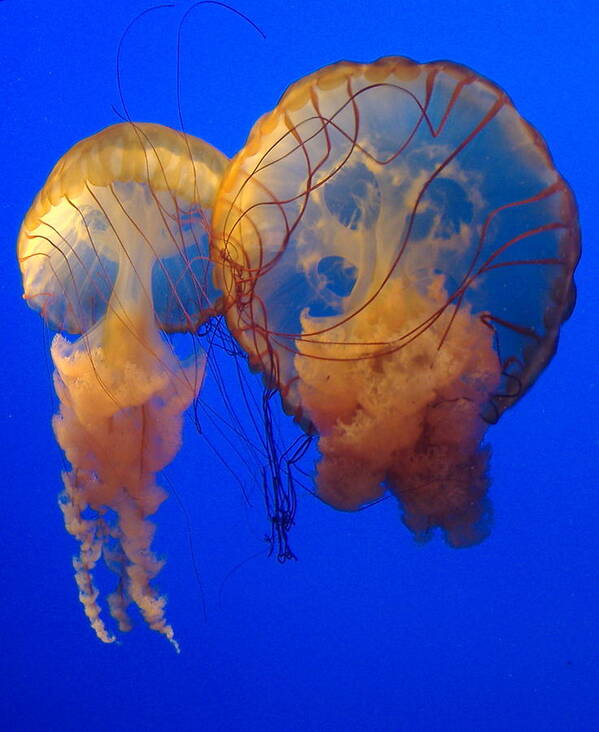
[18,122,228,647]
[212,57,580,547]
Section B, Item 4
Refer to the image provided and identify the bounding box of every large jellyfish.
[18,122,228,647]
[212,57,580,547]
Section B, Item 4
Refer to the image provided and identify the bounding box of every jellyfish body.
[18,123,228,646]
[212,58,580,546]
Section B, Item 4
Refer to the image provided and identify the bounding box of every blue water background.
[1,1,597,730]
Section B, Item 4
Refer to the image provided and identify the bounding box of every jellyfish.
[18,122,228,647]
[212,57,580,547]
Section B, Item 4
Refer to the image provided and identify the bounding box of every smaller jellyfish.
[212,57,580,546]
[18,123,228,646]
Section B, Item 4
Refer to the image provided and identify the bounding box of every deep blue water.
[1,1,597,730]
